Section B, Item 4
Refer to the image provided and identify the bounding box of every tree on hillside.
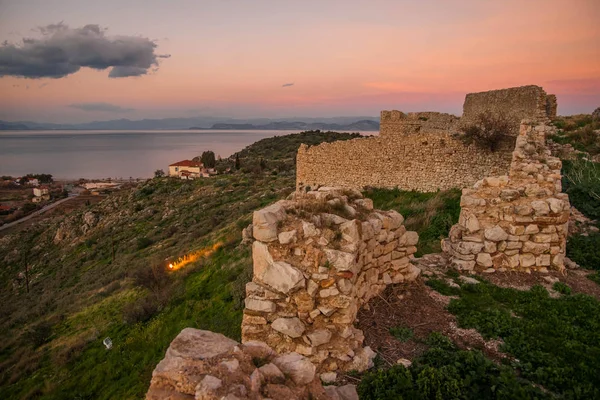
[154,169,165,178]
[235,154,240,170]
[201,151,216,168]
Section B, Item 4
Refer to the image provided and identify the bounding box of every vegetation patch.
[358,332,549,400]
[389,326,414,342]
[567,232,600,271]
[562,159,600,221]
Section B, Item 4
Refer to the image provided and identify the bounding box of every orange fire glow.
[167,242,223,271]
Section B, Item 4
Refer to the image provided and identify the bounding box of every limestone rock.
[256,259,305,294]
[258,363,285,383]
[245,298,276,313]
[323,249,355,271]
[253,202,286,242]
[272,352,316,385]
[195,375,222,400]
[484,225,508,242]
[336,384,359,400]
[302,221,319,238]
[347,346,376,372]
[278,230,297,245]
[271,318,305,338]
[307,329,332,347]
[531,200,550,215]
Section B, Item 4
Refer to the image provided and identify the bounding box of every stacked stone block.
[242,187,421,373]
[442,120,570,272]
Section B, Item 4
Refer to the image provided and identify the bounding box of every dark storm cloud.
[0,23,170,79]
[68,102,135,113]
[282,83,294,87]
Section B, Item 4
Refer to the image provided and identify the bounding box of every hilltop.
[0,115,599,399]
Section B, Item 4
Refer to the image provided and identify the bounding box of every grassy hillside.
[2,125,599,400]
[0,131,364,399]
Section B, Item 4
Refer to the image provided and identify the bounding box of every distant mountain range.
[0,116,380,131]
[191,120,379,131]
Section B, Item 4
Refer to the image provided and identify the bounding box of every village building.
[32,186,50,203]
[168,160,215,179]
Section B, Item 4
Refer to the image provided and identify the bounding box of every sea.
[0,130,374,180]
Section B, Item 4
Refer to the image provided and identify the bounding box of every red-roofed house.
[169,160,204,179]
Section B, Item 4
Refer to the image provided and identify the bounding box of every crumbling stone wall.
[242,188,421,373]
[296,133,513,192]
[146,328,358,400]
[296,85,557,192]
[460,85,555,132]
[442,120,570,272]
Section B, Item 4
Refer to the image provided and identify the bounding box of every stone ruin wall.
[296,85,557,193]
[147,328,360,400]
[442,120,570,272]
[296,132,513,193]
[241,188,421,374]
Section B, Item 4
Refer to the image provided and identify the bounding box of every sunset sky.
[0,0,599,123]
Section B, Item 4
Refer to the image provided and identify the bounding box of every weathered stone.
[245,298,276,313]
[257,363,285,385]
[253,203,286,242]
[302,221,319,237]
[323,249,355,271]
[347,347,376,372]
[547,198,564,213]
[531,200,550,215]
[307,329,332,347]
[464,213,481,233]
[336,384,360,400]
[272,353,316,385]
[522,241,549,255]
[476,253,493,267]
[271,318,305,338]
[319,287,339,298]
[255,258,305,294]
[484,225,509,242]
[524,224,539,234]
[195,375,222,400]
[520,253,536,268]
[278,230,297,245]
[337,278,353,294]
[320,371,337,384]
[340,220,360,243]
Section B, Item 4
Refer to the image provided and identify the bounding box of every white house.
[169,160,204,179]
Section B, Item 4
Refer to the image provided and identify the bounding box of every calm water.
[0,130,308,179]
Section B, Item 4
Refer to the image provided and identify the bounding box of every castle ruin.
[297,85,557,192]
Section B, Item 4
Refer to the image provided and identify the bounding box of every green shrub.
[444,281,600,398]
[552,281,572,295]
[389,326,414,342]
[136,236,153,250]
[588,272,600,286]
[358,333,550,400]
[460,111,515,152]
[567,233,600,270]
[562,159,600,220]
[24,321,53,348]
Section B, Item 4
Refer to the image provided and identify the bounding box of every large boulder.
[253,202,286,242]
